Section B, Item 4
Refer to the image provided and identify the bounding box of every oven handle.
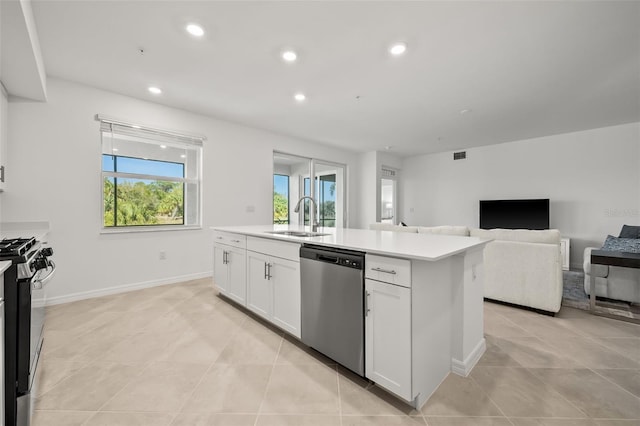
[32,260,56,290]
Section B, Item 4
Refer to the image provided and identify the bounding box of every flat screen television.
[479,199,549,230]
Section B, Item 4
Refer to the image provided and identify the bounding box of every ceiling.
[20,1,640,156]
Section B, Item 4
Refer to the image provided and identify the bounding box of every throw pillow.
[602,235,640,253]
[619,224,640,239]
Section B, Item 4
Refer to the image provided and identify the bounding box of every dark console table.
[590,250,640,323]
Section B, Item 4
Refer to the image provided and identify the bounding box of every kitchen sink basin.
[265,230,330,237]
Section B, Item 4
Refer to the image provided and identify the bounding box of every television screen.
[479,199,549,230]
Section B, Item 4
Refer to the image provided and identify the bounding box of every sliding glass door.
[273,152,346,228]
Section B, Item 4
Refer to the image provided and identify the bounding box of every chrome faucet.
[294,196,319,232]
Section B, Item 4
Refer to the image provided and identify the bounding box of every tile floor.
[33,278,640,426]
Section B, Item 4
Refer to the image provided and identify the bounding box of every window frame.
[98,115,204,234]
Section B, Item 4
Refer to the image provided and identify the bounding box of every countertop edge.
[211,226,489,262]
[0,260,12,275]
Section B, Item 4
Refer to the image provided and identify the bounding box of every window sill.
[100,225,202,235]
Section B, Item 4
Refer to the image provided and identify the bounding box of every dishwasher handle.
[317,254,339,264]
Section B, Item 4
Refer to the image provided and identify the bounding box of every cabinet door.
[271,258,301,338]
[0,89,7,191]
[226,246,247,306]
[246,251,271,320]
[213,244,228,294]
[365,279,412,401]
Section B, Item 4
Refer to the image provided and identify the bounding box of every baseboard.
[451,338,486,377]
[33,271,213,307]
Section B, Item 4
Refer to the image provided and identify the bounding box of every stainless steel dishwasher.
[300,244,365,376]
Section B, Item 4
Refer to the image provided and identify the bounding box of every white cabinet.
[246,237,301,338]
[0,87,8,191]
[560,237,570,271]
[271,257,301,334]
[213,231,247,305]
[246,250,271,319]
[365,278,412,401]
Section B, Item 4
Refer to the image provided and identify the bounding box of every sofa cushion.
[369,223,418,233]
[417,225,470,236]
[470,228,560,244]
[602,235,640,253]
[619,225,640,239]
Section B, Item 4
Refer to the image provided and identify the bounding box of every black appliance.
[479,199,550,230]
[1,238,55,426]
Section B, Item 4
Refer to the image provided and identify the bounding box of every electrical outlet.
[159,251,167,260]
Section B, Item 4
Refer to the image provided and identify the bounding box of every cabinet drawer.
[365,254,411,288]
[247,236,300,262]
[213,231,246,249]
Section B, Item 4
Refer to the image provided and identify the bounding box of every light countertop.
[1,221,50,242]
[0,260,11,275]
[212,225,488,261]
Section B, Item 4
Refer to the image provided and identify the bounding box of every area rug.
[562,270,590,310]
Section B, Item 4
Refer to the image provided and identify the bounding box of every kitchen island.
[211,225,488,409]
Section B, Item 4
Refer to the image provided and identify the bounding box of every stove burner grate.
[0,237,37,258]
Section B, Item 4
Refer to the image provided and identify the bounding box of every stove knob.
[33,257,49,271]
[41,247,54,257]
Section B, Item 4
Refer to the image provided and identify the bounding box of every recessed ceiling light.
[148,86,162,95]
[186,23,204,37]
[294,93,306,102]
[160,145,167,149]
[282,50,297,62]
[460,108,473,115]
[389,42,407,56]
[180,154,186,158]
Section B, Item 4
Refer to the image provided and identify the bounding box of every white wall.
[3,78,360,302]
[401,122,640,269]
[356,150,404,228]
[357,151,377,228]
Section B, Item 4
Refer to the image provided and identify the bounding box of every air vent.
[381,167,397,177]
[453,151,466,160]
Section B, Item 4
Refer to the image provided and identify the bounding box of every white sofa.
[369,223,470,236]
[369,223,419,233]
[418,225,470,236]
[469,228,563,314]
[583,247,640,304]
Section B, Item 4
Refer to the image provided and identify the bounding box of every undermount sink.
[265,230,330,237]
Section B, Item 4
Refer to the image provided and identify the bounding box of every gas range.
[1,236,55,426]
[0,237,54,283]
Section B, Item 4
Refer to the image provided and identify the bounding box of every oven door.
[16,280,44,396]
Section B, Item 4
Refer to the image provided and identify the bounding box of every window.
[273,152,346,228]
[99,117,203,230]
[304,174,336,227]
[273,174,290,224]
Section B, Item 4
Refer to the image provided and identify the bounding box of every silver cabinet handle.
[365,291,370,316]
[231,239,241,243]
[223,251,228,264]
[216,236,223,240]
[264,262,268,280]
[371,267,396,275]
[266,263,273,280]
